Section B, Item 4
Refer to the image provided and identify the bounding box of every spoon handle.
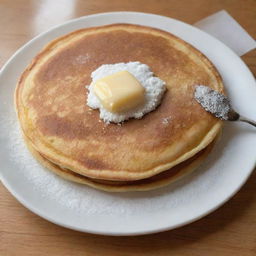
[239,116,256,128]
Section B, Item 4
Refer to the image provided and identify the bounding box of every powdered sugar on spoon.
[194,85,256,127]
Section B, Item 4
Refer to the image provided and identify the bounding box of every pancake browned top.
[16,24,223,180]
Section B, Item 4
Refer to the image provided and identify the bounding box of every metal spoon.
[194,85,256,128]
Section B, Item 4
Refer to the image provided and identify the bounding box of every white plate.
[0,12,256,236]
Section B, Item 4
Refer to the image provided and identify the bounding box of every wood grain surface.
[0,0,255,255]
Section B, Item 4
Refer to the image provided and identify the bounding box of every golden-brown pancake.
[15,24,223,181]
[24,134,215,192]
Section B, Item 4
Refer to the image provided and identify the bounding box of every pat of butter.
[93,71,145,113]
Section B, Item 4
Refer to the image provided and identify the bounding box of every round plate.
[0,12,256,236]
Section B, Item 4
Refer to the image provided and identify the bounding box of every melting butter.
[93,70,145,113]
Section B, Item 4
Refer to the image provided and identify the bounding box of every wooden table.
[1,1,256,255]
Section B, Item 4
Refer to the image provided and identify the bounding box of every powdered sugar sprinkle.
[162,116,172,125]
[194,85,231,120]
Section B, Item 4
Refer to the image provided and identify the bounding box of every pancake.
[24,134,216,192]
[15,24,223,181]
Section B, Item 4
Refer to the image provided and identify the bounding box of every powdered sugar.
[87,62,166,123]
[194,85,231,120]
[162,116,172,125]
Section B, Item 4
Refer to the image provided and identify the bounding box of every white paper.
[194,10,256,56]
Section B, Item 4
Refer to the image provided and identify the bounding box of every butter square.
[93,71,145,113]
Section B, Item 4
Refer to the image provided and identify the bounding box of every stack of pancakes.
[15,24,224,192]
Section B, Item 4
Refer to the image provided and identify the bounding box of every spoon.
[194,85,256,128]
